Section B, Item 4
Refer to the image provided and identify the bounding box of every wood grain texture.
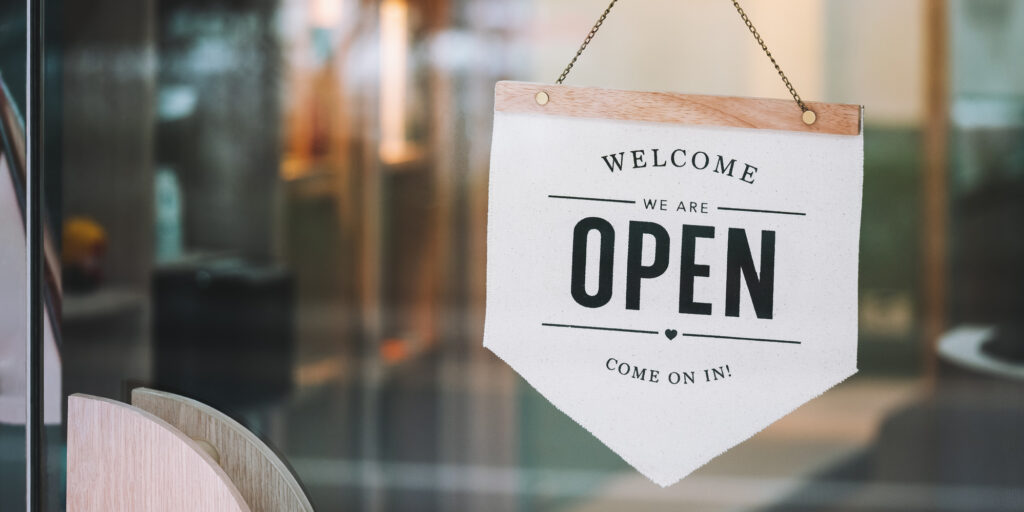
[67,394,250,512]
[921,0,949,383]
[131,388,315,512]
[495,81,862,136]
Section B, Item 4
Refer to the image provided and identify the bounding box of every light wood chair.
[68,390,314,512]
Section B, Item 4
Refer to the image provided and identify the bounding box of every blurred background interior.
[1,0,1024,510]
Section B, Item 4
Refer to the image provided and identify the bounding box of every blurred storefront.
[1,0,1024,510]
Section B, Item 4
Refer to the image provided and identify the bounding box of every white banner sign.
[485,82,864,486]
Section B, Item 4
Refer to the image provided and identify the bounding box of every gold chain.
[729,0,808,113]
[555,0,619,84]
[555,0,809,114]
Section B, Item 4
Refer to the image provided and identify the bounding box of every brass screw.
[802,109,816,125]
[535,91,549,106]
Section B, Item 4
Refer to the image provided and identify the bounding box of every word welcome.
[601,148,760,184]
[570,218,776,319]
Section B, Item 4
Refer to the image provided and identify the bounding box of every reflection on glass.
[379,0,412,165]
[12,0,1024,511]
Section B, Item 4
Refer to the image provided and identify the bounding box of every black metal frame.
[26,0,45,510]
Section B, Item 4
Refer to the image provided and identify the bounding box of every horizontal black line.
[548,195,635,204]
[718,207,806,216]
[683,333,801,345]
[541,323,658,335]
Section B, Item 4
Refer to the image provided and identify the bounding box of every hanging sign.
[484,81,863,486]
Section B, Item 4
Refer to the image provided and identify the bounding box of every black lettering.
[571,217,615,308]
[626,221,670,310]
[651,148,667,167]
[679,224,715,315]
[631,150,647,168]
[692,151,709,170]
[725,228,775,319]
[740,163,758,184]
[602,152,626,172]
[670,149,687,167]
[713,156,736,176]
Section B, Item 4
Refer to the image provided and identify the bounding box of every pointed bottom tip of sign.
[635,368,862,487]
[484,336,862,489]
[651,475,686,488]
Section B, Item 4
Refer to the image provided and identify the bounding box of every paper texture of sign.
[484,82,864,486]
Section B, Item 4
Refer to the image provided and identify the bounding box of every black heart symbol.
[664,329,678,340]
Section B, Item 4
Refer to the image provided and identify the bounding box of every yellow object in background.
[62,216,108,292]
[62,216,106,266]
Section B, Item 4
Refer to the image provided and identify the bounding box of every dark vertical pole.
[26,0,45,510]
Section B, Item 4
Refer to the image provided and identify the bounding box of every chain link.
[555,0,809,114]
[730,0,808,112]
[555,0,619,84]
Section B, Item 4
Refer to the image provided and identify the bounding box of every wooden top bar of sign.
[495,81,862,136]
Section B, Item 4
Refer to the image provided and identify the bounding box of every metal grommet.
[535,91,549,106]
[802,109,816,125]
